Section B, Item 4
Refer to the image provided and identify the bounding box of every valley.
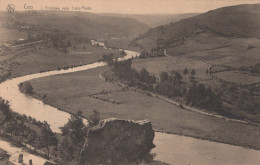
[0,2,260,165]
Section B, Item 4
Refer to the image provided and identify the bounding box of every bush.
[191,69,195,75]
[19,82,34,94]
[183,67,189,74]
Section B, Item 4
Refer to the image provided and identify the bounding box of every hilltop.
[3,11,149,39]
[99,13,199,27]
[132,4,260,123]
[135,4,260,53]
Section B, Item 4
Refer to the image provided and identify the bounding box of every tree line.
[0,97,101,163]
[104,56,224,114]
[0,98,56,158]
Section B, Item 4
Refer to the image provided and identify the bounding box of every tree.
[0,98,13,123]
[236,91,257,114]
[120,50,126,56]
[19,82,34,94]
[191,69,196,75]
[183,67,189,74]
[87,110,100,127]
[3,119,18,140]
[59,110,89,163]
[18,119,26,143]
[159,72,169,83]
[27,32,34,41]
[41,121,57,158]
[59,137,74,164]
[174,71,182,81]
[67,40,72,47]
[60,111,86,144]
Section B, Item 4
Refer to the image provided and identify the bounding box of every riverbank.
[1,43,260,164]
[0,43,121,80]
[24,66,260,150]
[153,132,260,165]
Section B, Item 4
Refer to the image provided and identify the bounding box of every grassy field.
[27,66,260,150]
[8,43,120,78]
[213,71,260,85]
[104,37,142,52]
[167,34,260,67]
[132,56,210,79]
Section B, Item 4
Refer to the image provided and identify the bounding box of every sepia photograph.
[0,0,260,164]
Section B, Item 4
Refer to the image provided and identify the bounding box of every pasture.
[27,66,260,149]
[9,44,120,78]
[213,71,260,85]
[132,56,210,80]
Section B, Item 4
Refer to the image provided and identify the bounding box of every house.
[0,149,14,165]
[43,161,55,165]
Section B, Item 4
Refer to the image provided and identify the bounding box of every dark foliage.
[186,84,223,113]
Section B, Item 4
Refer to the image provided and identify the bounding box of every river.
[0,43,260,165]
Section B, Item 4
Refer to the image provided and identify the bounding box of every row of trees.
[186,84,223,112]
[139,49,164,58]
[104,58,224,114]
[156,71,185,98]
[109,58,157,91]
[0,98,57,158]
[239,63,260,74]
[1,97,101,162]
[236,90,259,114]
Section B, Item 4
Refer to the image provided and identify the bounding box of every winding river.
[0,44,260,165]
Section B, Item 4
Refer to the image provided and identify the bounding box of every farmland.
[8,43,121,78]
[132,56,210,79]
[26,66,260,149]
[1,4,260,164]
[0,40,122,85]
[213,71,260,86]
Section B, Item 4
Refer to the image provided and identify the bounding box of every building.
[0,149,14,165]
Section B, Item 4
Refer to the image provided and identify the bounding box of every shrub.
[183,67,189,74]
[191,69,195,75]
[19,82,34,94]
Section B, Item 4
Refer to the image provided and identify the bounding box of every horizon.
[0,0,259,14]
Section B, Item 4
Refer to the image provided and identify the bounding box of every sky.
[0,0,259,14]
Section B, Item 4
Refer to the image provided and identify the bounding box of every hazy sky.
[0,0,259,14]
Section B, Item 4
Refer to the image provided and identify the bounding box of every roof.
[0,149,8,156]
[44,161,55,165]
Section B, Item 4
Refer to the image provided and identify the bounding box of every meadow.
[27,66,260,150]
[213,71,260,85]
[132,56,210,79]
[8,43,120,78]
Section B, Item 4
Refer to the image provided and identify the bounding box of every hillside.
[135,4,260,50]
[99,13,199,27]
[132,4,260,122]
[6,11,149,39]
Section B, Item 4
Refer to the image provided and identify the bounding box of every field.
[7,43,121,78]
[104,36,142,52]
[132,56,210,79]
[167,34,260,67]
[213,71,260,85]
[27,66,260,149]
